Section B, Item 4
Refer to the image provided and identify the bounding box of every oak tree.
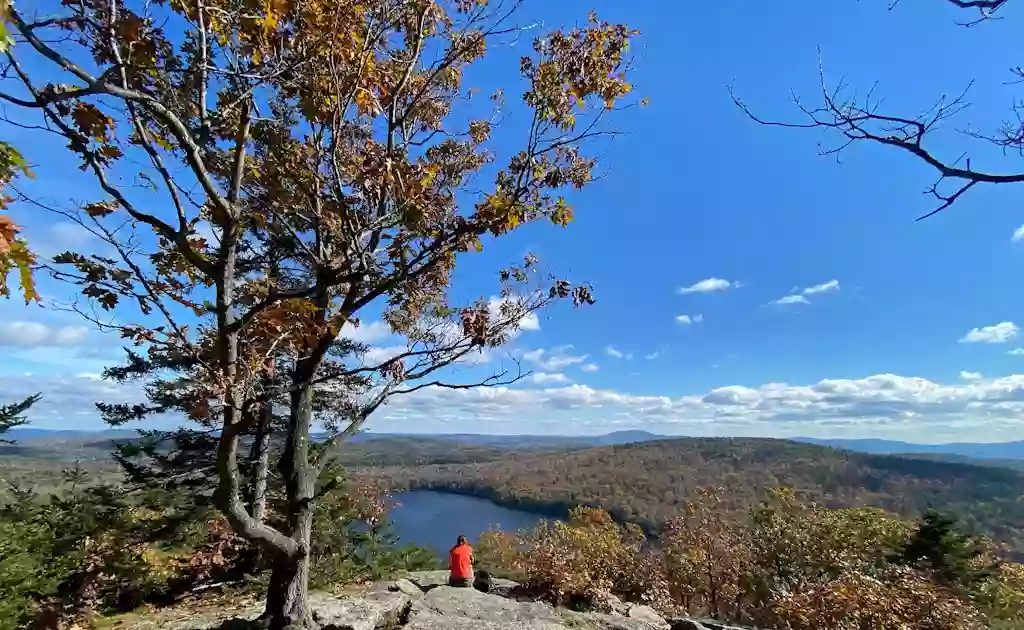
[0,0,640,626]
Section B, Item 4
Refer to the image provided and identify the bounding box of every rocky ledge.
[113,571,749,630]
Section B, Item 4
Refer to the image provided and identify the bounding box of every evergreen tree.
[893,510,993,589]
[0,393,39,442]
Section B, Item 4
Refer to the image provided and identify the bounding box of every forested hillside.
[10,432,1024,554]
[0,433,553,469]
[372,437,1024,552]
[0,433,568,497]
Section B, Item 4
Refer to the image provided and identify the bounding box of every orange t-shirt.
[449,544,473,579]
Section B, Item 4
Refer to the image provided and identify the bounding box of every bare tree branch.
[732,55,1024,218]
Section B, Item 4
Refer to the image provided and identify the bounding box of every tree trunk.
[251,265,277,523]
[263,506,315,629]
[250,401,271,522]
[263,384,318,629]
[239,405,272,576]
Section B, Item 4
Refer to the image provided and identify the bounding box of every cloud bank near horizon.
[6,369,1024,443]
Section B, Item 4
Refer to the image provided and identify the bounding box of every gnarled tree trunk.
[263,507,315,629]
[263,385,318,629]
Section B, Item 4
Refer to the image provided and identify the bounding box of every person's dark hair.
[456,534,467,546]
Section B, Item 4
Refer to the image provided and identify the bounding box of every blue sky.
[4,0,1024,441]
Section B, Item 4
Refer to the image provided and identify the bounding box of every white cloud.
[580,363,599,373]
[677,277,741,295]
[802,280,840,295]
[531,372,570,385]
[363,345,408,364]
[645,352,659,360]
[960,322,1019,344]
[350,340,498,368]
[960,370,983,381]
[339,320,393,344]
[340,299,540,349]
[770,294,810,306]
[674,314,704,325]
[1009,348,1024,356]
[523,346,587,371]
[520,312,541,332]
[457,348,494,366]
[1012,225,1024,242]
[604,345,632,360]
[0,322,89,347]
[0,373,156,430]
[393,372,1024,440]
[53,327,89,345]
[340,318,500,368]
[17,370,1024,440]
[770,280,840,306]
[487,297,541,333]
[369,371,1024,440]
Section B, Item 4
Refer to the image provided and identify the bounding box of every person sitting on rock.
[448,534,473,587]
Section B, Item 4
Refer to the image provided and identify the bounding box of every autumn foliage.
[0,143,35,303]
[770,568,984,630]
[476,489,1024,630]
[478,507,667,610]
[0,0,641,625]
[392,437,1024,554]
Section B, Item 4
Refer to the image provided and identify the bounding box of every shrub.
[661,488,746,618]
[0,467,439,628]
[481,507,669,610]
[973,561,1024,627]
[476,527,528,582]
[768,566,985,630]
[0,482,168,629]
[474,487,1024,630]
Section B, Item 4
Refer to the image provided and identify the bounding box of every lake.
[388,490,551,556]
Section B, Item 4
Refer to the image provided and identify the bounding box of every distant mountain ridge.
[0,428,667,464]
[9,427,1024,461]
[6,427,665,448]
[349,429,665,448]
[5,428,139,441]
[794,437,1024,461]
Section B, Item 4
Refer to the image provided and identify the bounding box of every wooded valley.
[372,437,1024,555]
